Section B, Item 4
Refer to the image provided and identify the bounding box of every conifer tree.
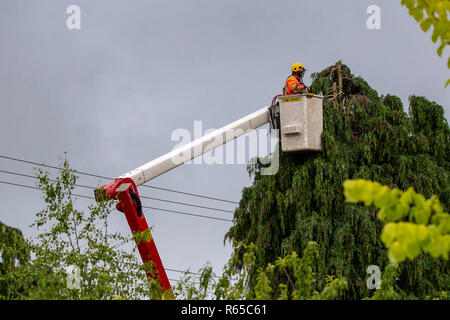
[225,62,450,299]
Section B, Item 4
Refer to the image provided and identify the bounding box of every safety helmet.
[291,62,305,73]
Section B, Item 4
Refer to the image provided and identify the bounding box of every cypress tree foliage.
[225,61,450,299]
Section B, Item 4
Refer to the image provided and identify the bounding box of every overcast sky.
[1,0,449,287]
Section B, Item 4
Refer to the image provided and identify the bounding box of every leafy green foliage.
[225,62,449,299]
[344,179,450,263]
[254,242,348,300]
[173,264,215,300]
[132,229,153,245]
[401,0,450,87]
[173,242,347,300]
[0,222,30,299]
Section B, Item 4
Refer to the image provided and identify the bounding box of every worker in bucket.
[283,62,310,95]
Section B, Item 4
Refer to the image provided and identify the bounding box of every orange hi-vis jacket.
[283,74,306,95]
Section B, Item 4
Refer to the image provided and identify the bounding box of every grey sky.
[1,0,449,287]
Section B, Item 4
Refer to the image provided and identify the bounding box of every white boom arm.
[120,106,271,186]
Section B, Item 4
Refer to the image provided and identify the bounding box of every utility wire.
[80,239,222,279]
[60,236,220,282]
[167,278,216,295]
[0,154,239,204]
[121,259,220,279]
[80,240,222,281]
[0,169,234,214]
[166,268,221,279]
[0,179,233,223]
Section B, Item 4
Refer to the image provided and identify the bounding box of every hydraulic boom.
[95,106,271,290]
[94,93,323,291]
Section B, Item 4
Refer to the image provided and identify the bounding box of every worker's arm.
[302,83,311,92]
[286,77,309,94]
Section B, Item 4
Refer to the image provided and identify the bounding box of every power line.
[168,278,216,295]
[142,185,238,205]
[166,268,221,279]
[121,260,220,279]
[0,154,239,204]
[52,233,219,281]
[79,240,222,281]
[78,237,132,250]
[80,240,221,279]
[168,277,211,286]
[0,169,234,214]
[0,179,233,223]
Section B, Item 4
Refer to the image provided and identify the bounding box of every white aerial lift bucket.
[274,93,324,152]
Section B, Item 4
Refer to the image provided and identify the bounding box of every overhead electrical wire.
[0,179,233,223]
[0,169,234,214]
[0,154,239,204]
[80,239,222,280]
